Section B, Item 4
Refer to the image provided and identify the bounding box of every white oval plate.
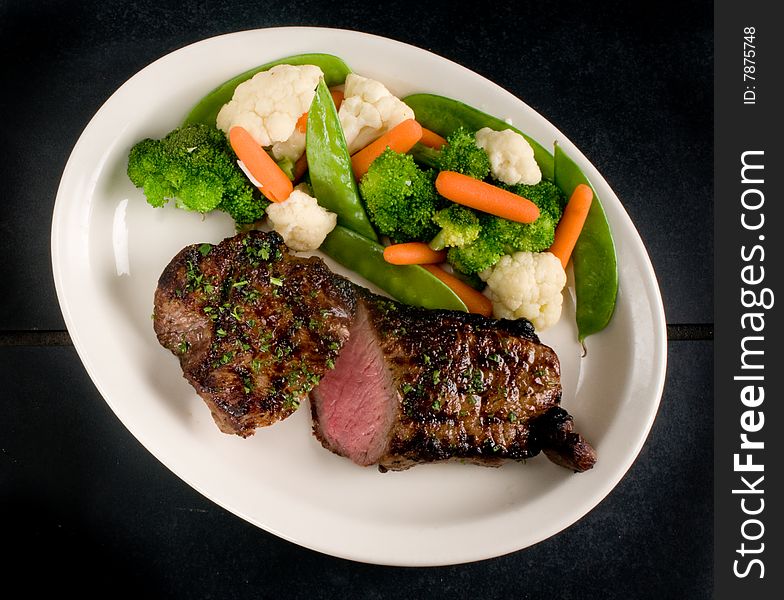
[52,27,666,566]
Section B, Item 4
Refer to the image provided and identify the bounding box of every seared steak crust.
[154,231,355,436]
[155,230,595,472]
[335,291,595,472]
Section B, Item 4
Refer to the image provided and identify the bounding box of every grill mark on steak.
[154,231,355,436]
[312,288,596,472]
[155,230,596,472]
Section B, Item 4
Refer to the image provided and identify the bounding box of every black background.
[0,1,713,597]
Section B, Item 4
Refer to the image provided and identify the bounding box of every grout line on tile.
[666,324,713,341]
[0,330,72,346]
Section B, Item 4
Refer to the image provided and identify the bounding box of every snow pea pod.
[402,93,554,181]
[320,225,468,312]
[553,144,617,342]
[183,53,352,126]
[307,80,378,241]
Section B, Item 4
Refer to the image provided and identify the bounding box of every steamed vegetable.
[133,52,618,337]
[229,126,293,202]
[127,123,267,224]
[319,226,467,312]
[184,53,352,127]
[553,144,617,341]
[338,74,416,154]
[549,183,593,269]
[382,242,446,265]
[421,265,493,317]
[446,230,503,275]
[479,251,567,331]
[358,148,442,242]
[266,189,337,252]
[436,127,492,179]
[402,93,554,180]
[445,179,566,274]
[410,127,490,180]
[351,118,423,180]
[306,80,379,241]
[474,127,542,185]
[435,171,540,224]
[429,205,481,251]
[419,127,447,149]
[216,63,323,164]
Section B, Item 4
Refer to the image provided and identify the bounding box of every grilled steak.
[311,289,596,472]
[154,230,596,472]
[153,231,354,436]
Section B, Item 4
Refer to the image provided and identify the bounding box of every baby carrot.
[351,119,423,180]
[419,127,447,149]
[229,126,293,202]
[422,264,494,317]
[295,112,308,133]
[549,183,594,269]
[330,88,344,110]
[383,242,447,265]
[435,171,540,224]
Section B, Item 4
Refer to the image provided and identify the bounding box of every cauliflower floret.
[474,127,542,185]
[338,74,415,154]
[216,64,323,162]
[479,251,566,331]
[265,189,337,252]
[270,129,306,163]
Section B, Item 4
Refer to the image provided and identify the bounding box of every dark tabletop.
[1,0,713,597]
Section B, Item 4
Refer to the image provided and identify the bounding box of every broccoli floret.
[216,181,263,224]
[359,148,442,242]
[502,179,566,221]
[410,127,490,179]
[486,179,567,253]
[446,217,504,274]
[429,204,482,250]
[127,123,268,224]
[127,139,174,207]
[438,127,491,179]
[449,214,554,275]
[409,127,491,180]
[483,211,558,254]
[447,180,566,274]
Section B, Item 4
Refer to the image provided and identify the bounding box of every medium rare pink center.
[314,306,395,465]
